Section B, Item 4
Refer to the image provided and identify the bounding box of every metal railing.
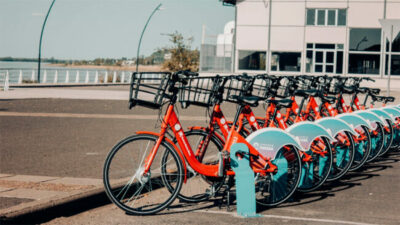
[0,68,134,85]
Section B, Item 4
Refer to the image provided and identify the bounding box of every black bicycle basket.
[296,77,314,91]
[344,77,358,87]
[272,77,292,98]
[223,75,254,103]
[325,77,340,94]
[178,76,221,108]
[129,72,172,109]
[252,75,274,99]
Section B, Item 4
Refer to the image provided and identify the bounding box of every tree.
[162,31,199,72]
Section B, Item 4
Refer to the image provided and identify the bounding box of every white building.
[222,0,400,77]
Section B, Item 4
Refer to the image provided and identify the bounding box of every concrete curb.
[0,185,105,220]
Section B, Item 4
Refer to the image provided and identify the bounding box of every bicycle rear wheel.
[103,134,184,215]
[168,129,225,203]
[255,145,302,207]
[297,137,333,192]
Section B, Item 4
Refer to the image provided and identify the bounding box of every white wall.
[236,26,268,50]
[348,2,385,27]
[271,2,305,26]
[386,2,400,19]
[270,27,304,51]
[305,27,347,44]
[236,1,269,26]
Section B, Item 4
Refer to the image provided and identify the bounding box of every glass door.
[314,50,336,74]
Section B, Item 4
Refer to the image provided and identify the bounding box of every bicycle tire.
[327,131,355,182]
[378,119,394,156]
[297,137,333,192]
[349,125,372,171]
[255,145,302,207]
[103,134,184,215]
[168,129,225,203]
[366,123,385,162]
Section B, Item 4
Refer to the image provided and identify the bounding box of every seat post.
[232,104,244,127]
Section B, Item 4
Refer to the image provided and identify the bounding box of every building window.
[348,28,381,75]
[349,28,381,51]
[348,54,380,75]
[271,52,301,72]
[338,9,346,26]
[385,55,400,75]
[306,43,344,74]
[306,9,346,26]
[238,50,266,70]
[306,9,315,26]
[386,32,400,52]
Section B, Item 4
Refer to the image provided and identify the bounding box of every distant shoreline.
[47,64,165,72]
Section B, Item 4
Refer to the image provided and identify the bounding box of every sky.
[0,0,234,60]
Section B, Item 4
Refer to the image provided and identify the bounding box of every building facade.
[230,0,400,77]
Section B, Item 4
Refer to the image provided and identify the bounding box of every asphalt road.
[1,90,400,224]
[10,151,400,225]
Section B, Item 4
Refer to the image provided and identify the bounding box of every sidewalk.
[0,174,103,219]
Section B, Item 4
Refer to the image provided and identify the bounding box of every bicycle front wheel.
[103,134,184,215]
[327,131,355,182]
[297,137,333,192]
[349,125,371,171]
[366,123,385,162]
[255,145,302,207]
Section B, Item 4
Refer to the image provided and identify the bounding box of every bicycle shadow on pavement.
[257,150,399,213]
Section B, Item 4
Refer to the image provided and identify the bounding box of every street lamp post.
[38,0,56,83]
[136,3,162,73]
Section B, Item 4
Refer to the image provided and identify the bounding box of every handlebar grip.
[183,70,199,77]
[360,77,374,82]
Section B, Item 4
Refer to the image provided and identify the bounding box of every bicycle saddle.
[293,89,318,97]
[230,95,260,107]
[320,95,337,104]
[342,85,356,94]
[266,99,293,108]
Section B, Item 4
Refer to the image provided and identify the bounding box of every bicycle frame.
[143,103,274,179]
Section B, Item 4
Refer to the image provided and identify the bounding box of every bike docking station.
[229,143,260,218]
[230,128,304,218]
[286,122,334,190]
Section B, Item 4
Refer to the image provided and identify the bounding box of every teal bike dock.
[286,122,334,189]
[231,128,303,217]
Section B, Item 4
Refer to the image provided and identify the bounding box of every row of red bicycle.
[102,71,400,215]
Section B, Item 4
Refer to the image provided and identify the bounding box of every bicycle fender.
[286,121,334,151]
[316,118,357,136]
[135,131,187,183]
[336,113,372,130]
[354,111,385,130]
[368,109,395,123]
[245,128,303,160]
[381,107,400,119]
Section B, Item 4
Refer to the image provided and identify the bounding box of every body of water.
[0,61,52,69]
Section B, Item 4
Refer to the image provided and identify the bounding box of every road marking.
[195,210,377,225]
[0,111,214,121]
